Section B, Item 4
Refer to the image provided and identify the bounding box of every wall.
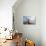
[41,0,46,46]
[13,0,41,46]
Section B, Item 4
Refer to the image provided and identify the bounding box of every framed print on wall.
[23,16,36,25]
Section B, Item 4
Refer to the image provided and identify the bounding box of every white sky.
[0,0,16,30]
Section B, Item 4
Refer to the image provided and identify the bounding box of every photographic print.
[23,16,36,25]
